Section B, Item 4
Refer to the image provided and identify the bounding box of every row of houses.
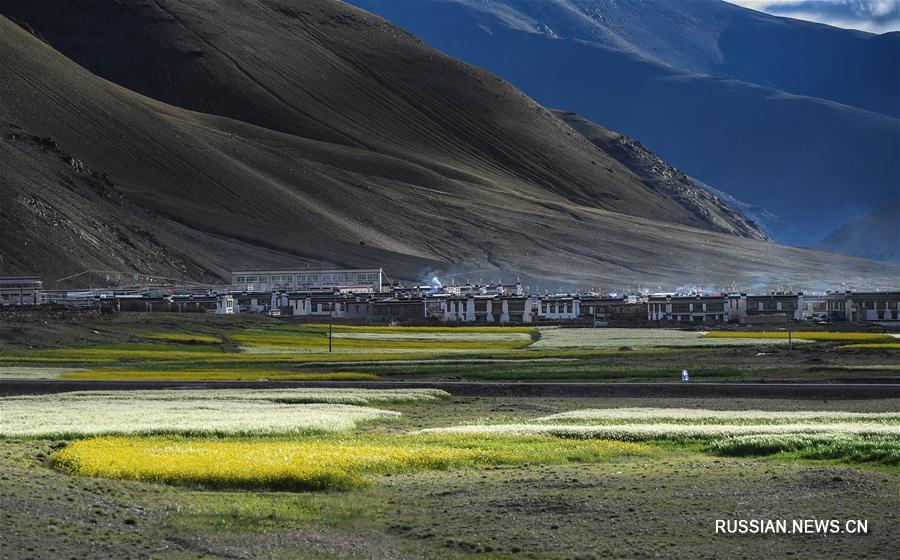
[4,271,898,325]
[214,290,899,325]
[647,292,900,324]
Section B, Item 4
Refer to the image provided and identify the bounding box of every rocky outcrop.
[554,111,768,241]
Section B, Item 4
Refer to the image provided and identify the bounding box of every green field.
[1,313,897,383]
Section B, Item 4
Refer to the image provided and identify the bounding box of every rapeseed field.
[52,435,649,491]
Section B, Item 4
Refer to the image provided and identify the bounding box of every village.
[3,268,898,326]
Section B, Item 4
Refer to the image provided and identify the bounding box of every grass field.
[704,331,895,342]
[0,389,449,437]
[232,324,535,352]
[534,328,814,348]
[1,314,896,383]
[59,369,379,381]
[537,407,900,423]
[418,421,900,443]
[0,366,86,379]
[143,333,223,344]
[709,434,899,466]
[838,342,900,350]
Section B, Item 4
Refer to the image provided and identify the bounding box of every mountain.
[552,110,766,240]
[1,1,897,291]
[347,0,900,246]
[0,0,761,234]
[349,0,899,118]
[819,200,900,264]
[1,125,218,283]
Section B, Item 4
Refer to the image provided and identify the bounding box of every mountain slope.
[819,200,900,264]
[349,0,899,118]
[553,110,767,241]
[0,3,897,290]
[347,0,900,246]
[0,124,217,283]
[0,0,753,233]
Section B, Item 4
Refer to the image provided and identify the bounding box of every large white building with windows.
[0,276,45,306]
[231,268,386,293]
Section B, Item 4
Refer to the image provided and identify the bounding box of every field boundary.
[1,380,899,399]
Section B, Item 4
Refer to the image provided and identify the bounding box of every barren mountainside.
[0,0,897,290]
[2,0,729,227]
[819,200,900,264]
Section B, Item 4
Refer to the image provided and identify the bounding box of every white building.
[0,277,45,306]
[231,268,386,293]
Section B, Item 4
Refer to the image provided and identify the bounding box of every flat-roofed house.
[648,294,729,323]
[727,293,800,324]
[578,296,648,325]
[0,276,45,306]
[845,292,900,322]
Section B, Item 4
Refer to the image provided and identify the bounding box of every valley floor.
[1,314,898,558]
[0,313,898,385]
[2,395,899,559]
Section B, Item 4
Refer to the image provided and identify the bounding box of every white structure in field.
[231,268,386,293]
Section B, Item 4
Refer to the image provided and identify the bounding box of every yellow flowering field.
[837,343,900,350]
[703,331,894,342]
[143,333,223,344]
[60,369,379,381]
[53,435,649,491]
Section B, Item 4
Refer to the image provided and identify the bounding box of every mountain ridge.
[819,200,900,264]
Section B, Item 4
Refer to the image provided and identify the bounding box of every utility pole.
[17,285,23,331]
[329,301,334,353]
[787,310,793,350]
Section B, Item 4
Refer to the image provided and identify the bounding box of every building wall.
[232,269,384,293]
[0,277,44,306]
